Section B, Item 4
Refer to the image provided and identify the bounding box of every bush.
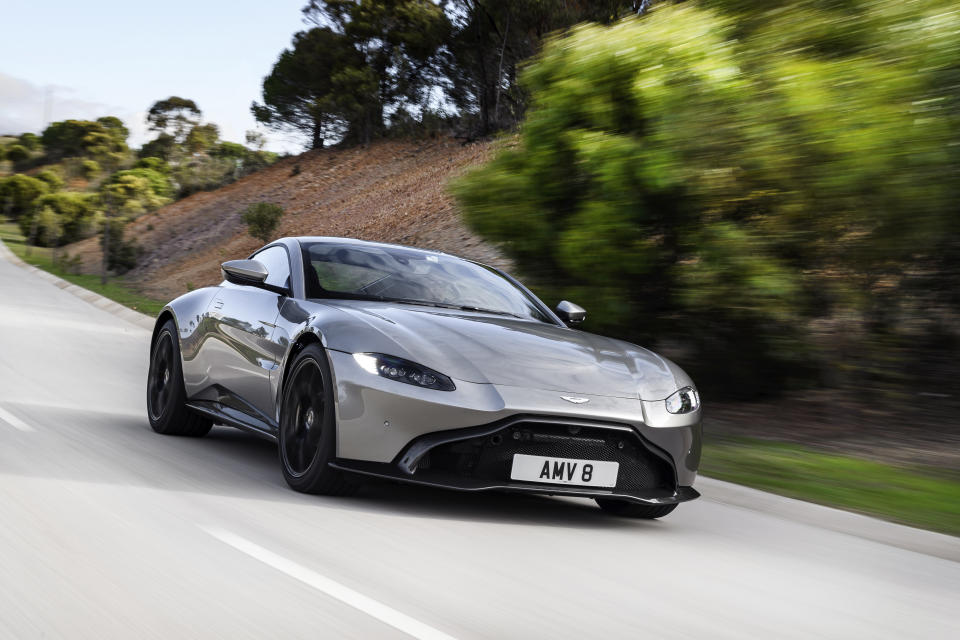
[81,159,101,180]
[241,202,284,243]
[453,0,960,395]
[100,218,141,273]
[18,133,41,151]
[0,174,49,218]
[36,169,64,191]
[19,192,99,245]
[133,157,170,174]
[101,168,173,214]
[5,144,30,164]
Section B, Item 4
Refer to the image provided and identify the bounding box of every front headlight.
[665,386,700,414]
[353,353,456,391]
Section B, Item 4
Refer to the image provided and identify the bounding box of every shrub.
[100,218,141,273]
[241,202,284,243]
[80,159,101,180]
[36,169,64,191]
[0,174,49,218]
[5,144,29,164]
[19,192,99,245]
[453,0,960,394]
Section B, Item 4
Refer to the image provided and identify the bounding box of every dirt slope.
[66,139,504,300]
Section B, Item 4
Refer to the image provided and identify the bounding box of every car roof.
[287,236,452,257]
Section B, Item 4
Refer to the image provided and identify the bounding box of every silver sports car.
[147,237,702,518]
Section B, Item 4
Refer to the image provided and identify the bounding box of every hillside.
[65,139,505,300]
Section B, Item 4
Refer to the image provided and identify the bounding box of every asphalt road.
[1,249,958,639]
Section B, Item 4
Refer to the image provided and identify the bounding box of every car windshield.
[300,241,552,322]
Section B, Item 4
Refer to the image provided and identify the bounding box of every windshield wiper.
[373,297,524,318]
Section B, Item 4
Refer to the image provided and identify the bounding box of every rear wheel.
[147,320,212,437]
[595,499,677,519]
[279,344,356,495]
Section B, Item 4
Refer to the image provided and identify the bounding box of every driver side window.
[253,245,291,291]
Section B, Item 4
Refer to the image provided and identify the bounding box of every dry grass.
[64,139,505,300]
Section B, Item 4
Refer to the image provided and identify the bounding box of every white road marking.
[0,405,35,432]
[201,526,457,640]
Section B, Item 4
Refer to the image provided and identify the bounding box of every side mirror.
[221,259,269,285]
[555,300,586,325]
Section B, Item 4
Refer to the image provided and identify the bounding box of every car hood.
[314,300,684,400]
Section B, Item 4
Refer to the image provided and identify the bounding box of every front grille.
[417,420,675,493]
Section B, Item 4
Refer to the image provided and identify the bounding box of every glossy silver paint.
[157,237,702,491]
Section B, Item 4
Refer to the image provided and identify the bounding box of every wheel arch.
[274,327,331,423]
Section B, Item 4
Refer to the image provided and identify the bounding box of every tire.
[595,499,678,519]
[147,319,212,437]
[278,344,357,496]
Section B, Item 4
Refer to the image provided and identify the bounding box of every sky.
[0,0,310,153]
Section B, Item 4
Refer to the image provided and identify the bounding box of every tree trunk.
[312,119,324,149]
[493,12,511,128]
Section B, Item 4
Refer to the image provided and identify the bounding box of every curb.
[0,239,156,331]
[697,476,960,562]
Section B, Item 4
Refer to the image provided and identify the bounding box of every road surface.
[0,247,957,639]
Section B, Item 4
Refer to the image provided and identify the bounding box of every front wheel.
[278,344,357,496]
[595,499,677,519]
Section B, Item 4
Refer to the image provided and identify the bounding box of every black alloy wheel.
[278,344,357,495]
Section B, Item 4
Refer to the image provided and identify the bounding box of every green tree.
[81,159,101,180]
[19,192,99,245]
[184,122,220,154]
[36,169,64,191]
[41,118,129,163]
[5,144,30,164]
[18,132,41,151]
[101,168,173,215]
[99,218,141,274]
[146,97,201,143]
[453,1,960,393]
[241,202,284,243]
[0,174,49,218]
[138,133,176,161]
[253,27,368,148]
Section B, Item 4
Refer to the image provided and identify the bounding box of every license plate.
[510,454,619,488]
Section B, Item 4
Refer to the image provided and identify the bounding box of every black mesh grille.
[419,421,675,493]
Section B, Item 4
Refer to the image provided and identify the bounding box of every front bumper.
[327,349,702,489]
[331,415,700,505]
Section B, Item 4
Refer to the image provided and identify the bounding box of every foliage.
[36,169,64,191]
[40,118,129,167]
[100,218,141,274]
[185,122,220,154]
[241,201,284,243]
[453,1,960,394]
[252,27,369,148]
[0,174,49,218]
[81,159,101,180]
[134,156,171,174]
[5,144,30,164]
[19,192,100,246]
[101,168,173,215]
[146,96,201,143]
[138,133,176,161]
[18,132,41,151]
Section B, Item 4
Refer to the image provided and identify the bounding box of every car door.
[205,244,292,426]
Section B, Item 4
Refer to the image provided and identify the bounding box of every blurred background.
[1,0,958,535]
